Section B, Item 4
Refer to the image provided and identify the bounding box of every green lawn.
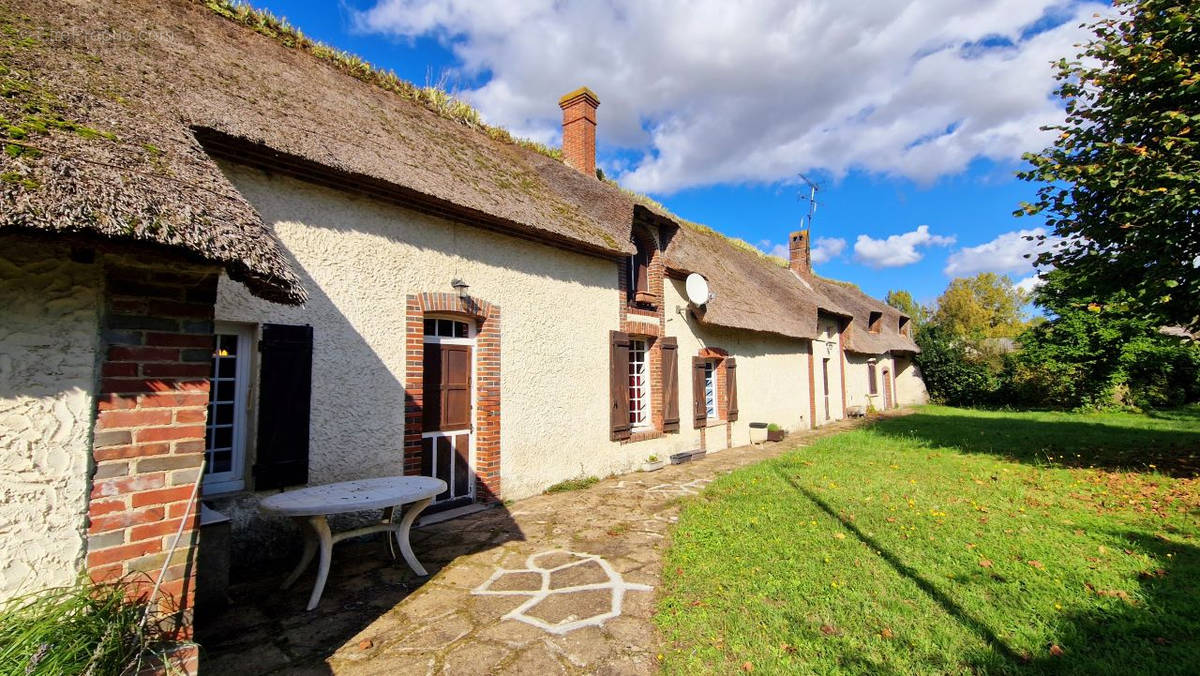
[655,406,1200,675]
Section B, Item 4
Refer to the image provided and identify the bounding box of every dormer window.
[899,316,910,337]
[868,311,882,334]
[628,234,657,306]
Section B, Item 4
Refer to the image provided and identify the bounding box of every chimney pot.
[559,87,600,177]
[789,230,811,275]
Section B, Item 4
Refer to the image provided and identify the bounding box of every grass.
[545,476,600,494]
[656,405,1200,674]
[0,576,173,675]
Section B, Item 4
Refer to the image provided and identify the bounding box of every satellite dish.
[685,273,711,306]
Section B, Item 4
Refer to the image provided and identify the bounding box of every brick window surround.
[90,261,218,639]
[618,224,669,443]
[695,346,732,450]
[404,293,501,502]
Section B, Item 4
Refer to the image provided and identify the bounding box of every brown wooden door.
[883,370,893,409]
[422,342,474,505]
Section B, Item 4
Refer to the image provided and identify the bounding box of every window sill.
[623,429,664,444]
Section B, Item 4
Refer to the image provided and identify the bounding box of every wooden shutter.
[253,324,313,490]
[692,357,707,428]
[661,337,679,432]
[425,344,472,431]
[609,331,631,441]
[725,357,739,422]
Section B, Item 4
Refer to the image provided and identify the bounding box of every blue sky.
[246,0,1103,306]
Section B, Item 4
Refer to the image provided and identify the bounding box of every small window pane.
[440,320,454,337]
[454,321,468,338]
[424,318,436,335]
[211,450,232,473]
[218,334,238,355]
[216,379,236,402]
[213,402,235,426]
[214,426,233,449]
[217,357,236,378]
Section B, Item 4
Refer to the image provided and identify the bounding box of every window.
[899,316,910,337]
[424,317,469,338]
[703,361,717,419]
[204,324,252,494]
[628,235,655,305]
[868,311,883,334]
[628,339,651,429]
[868,360,878,395]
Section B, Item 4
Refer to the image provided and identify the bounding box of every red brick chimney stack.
[559,87,600,177]
[789,230,811,275]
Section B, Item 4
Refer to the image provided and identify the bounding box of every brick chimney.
[559,87,600,176]
[789,230,811,275]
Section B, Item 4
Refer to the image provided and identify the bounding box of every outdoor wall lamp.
[451,278,470,299]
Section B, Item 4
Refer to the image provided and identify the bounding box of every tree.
[885,289,928,331]
[1018,0,1200,330]
[931,273,1029,340]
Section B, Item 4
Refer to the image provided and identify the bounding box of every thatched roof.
[805,275,920,354]
[0,0,634,304]
[2,0,913,349]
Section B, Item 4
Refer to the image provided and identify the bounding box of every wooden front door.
[421,318,475,506]
[883,369,893,410]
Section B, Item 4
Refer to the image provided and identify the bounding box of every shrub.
[0,577,172,675]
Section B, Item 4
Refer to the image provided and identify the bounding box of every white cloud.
[943,227,1057,277]
[811,237,847,264]
[355,0,1111,193]
[853,225,955,268]
[1014,274,1044,295]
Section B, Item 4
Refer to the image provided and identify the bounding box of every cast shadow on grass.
[776,467,1200,673]
[869,411,1200,477]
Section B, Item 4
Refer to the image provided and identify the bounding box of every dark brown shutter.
[440,345,472,430]
[635,252,649,295]
[725,357,739,422]
[253,324,313,490]
[661,337,679,432]
[609,331,631,441]
[692,357,707,428]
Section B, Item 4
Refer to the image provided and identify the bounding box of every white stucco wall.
[659,279,812,452]
[844,353,896,412]
[0,239,101,600]
[813,316,845,424]
[894,354,929,406]
[213,164,648,502]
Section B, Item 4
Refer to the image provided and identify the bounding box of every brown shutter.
[440,345,472,430]
[609,331,631,441]
[725,357,739,421]
[661,337,679,432]
[253,324,312,490]
[692,357,707,428]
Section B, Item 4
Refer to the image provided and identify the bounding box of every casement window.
[203,324,253,494]
[628,339,651,429]
[692,355,738,428]
[868,360,878,396]
[609,332,679,440]
[868,311,882,334]
[703,362,717,419]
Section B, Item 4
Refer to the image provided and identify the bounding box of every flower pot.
[766,429,785,442]
[642,460,666,472]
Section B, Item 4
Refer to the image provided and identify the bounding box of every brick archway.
[404,293,501,502]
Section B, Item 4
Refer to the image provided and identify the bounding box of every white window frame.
[704,360,718,420]
[421,315,477,503]
[203,322,253,496]
[628,338,652,430]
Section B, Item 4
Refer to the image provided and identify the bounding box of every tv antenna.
[797,173,820,232]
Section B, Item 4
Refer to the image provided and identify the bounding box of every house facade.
[0,0,927,640]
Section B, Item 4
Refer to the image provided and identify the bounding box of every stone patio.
[197,416,883,674]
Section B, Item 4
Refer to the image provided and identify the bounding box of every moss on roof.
[203,0,562,161]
